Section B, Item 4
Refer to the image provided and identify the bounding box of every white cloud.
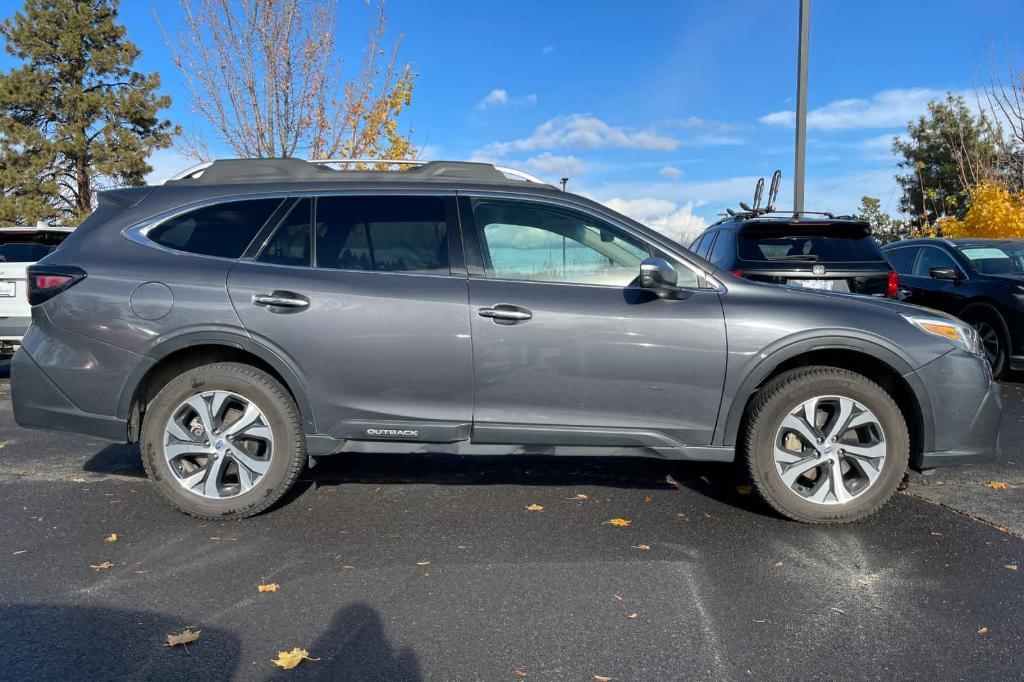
[542,45,555,55]
[667,116,706,128]
[477,89,537,110]
[474,114,679,158]
[759,88,971,130]
[478,89,510,109]
[522,152,586,178]
[658,166,682,180]
[603,197,708,245]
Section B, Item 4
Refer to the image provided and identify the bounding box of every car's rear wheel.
[743,367,909,524]
[140,362,306,519]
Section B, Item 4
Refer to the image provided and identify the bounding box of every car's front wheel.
[140,362,306,519]
[743,367,909,524]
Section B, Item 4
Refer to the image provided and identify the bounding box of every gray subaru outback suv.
[11,159,1000,523]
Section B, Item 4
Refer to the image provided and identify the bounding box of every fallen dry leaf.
[736,484,752,495]
[566,494,588,501]
[135,570,150,575]
[774,561,784,567]
[165,629,201,647]
[342,565,354,570]
[105,533,118,543]
[514,667,527,678]
[12,550,26,556]
[416,560,430,566]
[643,495,653,503]
[258,582,280,593]
[604,518,632,527]
[930,531,944,537]
[631,544,651,551]
[525,503,544,512]
[612,594,624,602]
[594,676,612,682]
[977,627,989,635]
[753,618,767,623]
[984,481,1009,490]
[90,561,113,571]
[1005,564,1019,571]
[272,647,319,670]
[873,603,887,610]
[830,607,845,614]
[665,474,682,489]
[626,613,638,619]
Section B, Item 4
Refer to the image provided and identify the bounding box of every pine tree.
[0,0,177,225]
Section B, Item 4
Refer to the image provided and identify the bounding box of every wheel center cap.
[214,439,224,451]
[823,444,834,455]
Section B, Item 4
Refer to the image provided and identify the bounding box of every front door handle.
[252,291,310,310]
[477,303,533,323]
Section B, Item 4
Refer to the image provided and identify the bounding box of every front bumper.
[914,349,1001,468]
[11,347,128,442]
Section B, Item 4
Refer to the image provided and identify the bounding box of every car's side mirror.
[929,266,960,281]
[639,257,680,298]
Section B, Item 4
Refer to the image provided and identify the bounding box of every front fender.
[715,330,935,452]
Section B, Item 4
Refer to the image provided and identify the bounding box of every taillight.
[886,270,899,298]
[26,265,86,305]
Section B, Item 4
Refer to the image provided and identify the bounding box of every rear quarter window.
[148,199,283,259]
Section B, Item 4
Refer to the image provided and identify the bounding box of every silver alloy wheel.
[773,395,886,505]
[162,390,274,499]
[971,321,1001,368]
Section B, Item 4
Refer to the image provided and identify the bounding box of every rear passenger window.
[314,196,449,274]
[884,247,918,275]
[709,231,732,265]
[257,199,312,267]
[149,199,282,258]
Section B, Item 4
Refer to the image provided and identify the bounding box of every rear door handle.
[477,304,533,323]
[252,291,310,310]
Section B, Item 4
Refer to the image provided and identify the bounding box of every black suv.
[882,238,1024,378]
[690,215,898,298]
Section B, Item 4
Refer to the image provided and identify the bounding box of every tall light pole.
[793,0,810,214]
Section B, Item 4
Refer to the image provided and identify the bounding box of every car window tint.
[0,242,56,262]
[257,199,312,267]
[960,246,1024,275]
[472,198,698,288]
[884,247,918,275]
[912,246,957,277]
[315,196,449,274]
[149,199,282,258]
[689,233,707,255]
[709,231,733,265]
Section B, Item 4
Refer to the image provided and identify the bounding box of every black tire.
[743,366,909,524]
[140,362,306,519]
[963,311,1008,379]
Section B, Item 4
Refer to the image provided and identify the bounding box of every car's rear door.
[460,194,727,448]
[227,193,474,443]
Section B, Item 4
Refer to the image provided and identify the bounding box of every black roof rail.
[163,158,552,187]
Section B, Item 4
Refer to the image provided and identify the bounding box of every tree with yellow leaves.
[160,0,416,162]
[938,182,1024,238]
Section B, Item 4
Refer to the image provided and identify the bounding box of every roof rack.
[164,158,549,187]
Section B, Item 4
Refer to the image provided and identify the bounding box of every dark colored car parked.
[690,215,898,298]
[883,238,1024,378]
[11,159,1000,524]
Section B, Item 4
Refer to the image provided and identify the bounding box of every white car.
[0,226,74,357]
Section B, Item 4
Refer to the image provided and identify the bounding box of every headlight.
[902,314,984,355]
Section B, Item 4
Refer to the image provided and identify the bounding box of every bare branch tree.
[158,0,417,163]
[980,44,1024,191]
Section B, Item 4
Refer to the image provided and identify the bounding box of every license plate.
[789,279,834,291]
[0,281,15,297]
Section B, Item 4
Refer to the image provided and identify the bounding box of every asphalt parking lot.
[2,358,1024,680]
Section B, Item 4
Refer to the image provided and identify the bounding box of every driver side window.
[471,198,697,288]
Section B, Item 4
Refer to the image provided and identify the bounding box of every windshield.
[738,231,884,262]
[958,245,1024,275]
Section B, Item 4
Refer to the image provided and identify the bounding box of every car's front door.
[900,245,967,313]
[227,194,474,443]
[461,195,728,448]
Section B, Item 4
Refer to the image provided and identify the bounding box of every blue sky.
[3,0,1024,241]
